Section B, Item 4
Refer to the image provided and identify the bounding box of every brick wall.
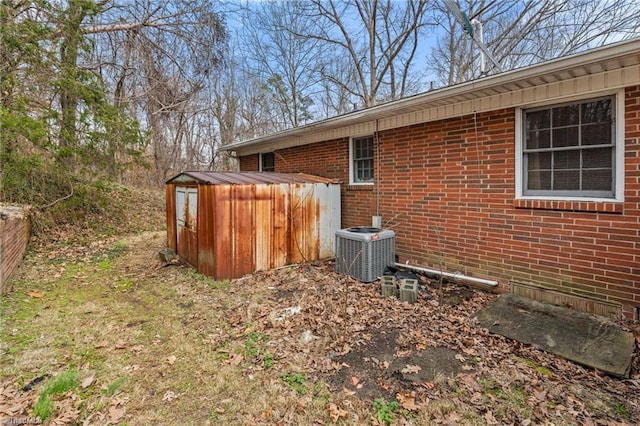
[239,154,259,171]
[0,206,31,293]
[239,86,640,318]
[240,139,379,228]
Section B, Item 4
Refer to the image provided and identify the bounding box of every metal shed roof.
[166,171,339,185]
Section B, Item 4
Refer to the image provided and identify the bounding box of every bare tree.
[87,0,227,183]
[318,57,360,117]
[430,0,640,86]
[239,0,323,129]
[294,0,434,108]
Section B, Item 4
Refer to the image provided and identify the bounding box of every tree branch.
[39,185,74,211]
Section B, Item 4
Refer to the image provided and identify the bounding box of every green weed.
[242,330,274,368]
[77,346,108,367]
[245,331,269,358]
[516,357,553,376]
[189,270,217,284]
[480,379,507,399]
[312,382,331,402]
[93,241,130,263]
[263,352,274,369]
[216,351,230,361]
[480,379,527,406]
[98,258,112,271]
[613,401,631,421]
[104,377,126,396]
[6,333,36,353]
[33,370,80,421]
[281,373,306,394]
[210,279,231,290]
[33,394,54,421]
[114,278,135,291]
[373,398,400,425]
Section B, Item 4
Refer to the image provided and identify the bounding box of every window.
[520,96,620,199]
[350,136,374,184]
[260,152,275,172]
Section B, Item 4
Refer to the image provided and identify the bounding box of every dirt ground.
[2,230,640,425]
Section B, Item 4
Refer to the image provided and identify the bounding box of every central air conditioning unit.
[335,227,396,282]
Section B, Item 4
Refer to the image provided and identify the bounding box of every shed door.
[176,186,198,267]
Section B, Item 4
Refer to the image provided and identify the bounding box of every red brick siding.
[238,86,640,318]
[240,139,379,228]
[0,208,31,293]
[240,154,259,171]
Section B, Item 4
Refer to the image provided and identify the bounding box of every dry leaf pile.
[2,227,639,425]
[221,263,640,424]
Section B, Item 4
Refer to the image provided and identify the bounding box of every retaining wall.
[0,206,31,293]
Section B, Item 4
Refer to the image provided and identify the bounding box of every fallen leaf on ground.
[81,376,95,389]
[484,410,499,425]
[342,386,356,396]
[27,291,44,298]
[107,406,125,424]
[397,391,420,411]
[328,403,349,421]
[229,353,243,366]
[401,364,422,374]
[166,355,176,365]
[162,390,178,402]
[297,397,308,410]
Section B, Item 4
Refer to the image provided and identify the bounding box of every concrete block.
[399,278,419,304]
[159,247,178,263]
[381,275,398,298]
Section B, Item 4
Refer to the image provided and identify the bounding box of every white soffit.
[229,38,640,156]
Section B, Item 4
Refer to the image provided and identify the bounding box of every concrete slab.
[476,294,635,378]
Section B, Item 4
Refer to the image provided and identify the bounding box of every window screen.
[523,97,614,197]
[260,152,275,172]
[352,136,374,183]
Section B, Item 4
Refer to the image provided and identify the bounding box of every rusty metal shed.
[165,171,341,280]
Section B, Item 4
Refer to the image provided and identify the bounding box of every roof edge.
[223,37,640,152]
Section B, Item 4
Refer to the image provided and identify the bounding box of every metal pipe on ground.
[394,262,499,289]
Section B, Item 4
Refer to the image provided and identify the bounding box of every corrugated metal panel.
[233,184,255,277]
[197,184,216,277]
[166,171,337,185]
[166,184,177,251]
[289,183,319,264]
[212,184,233,279]
[166,174,341,280]
[254,184,274,271]
[272,183,290,268]
[316,184,341,258]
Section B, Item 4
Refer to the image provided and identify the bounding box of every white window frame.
[259,152,275,172]
[349,135,374,185]
[515,89,624,203]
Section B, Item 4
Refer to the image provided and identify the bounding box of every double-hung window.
[350,136,374,184]
[260,152,275,172]
[520,96,619,199]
